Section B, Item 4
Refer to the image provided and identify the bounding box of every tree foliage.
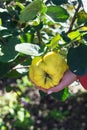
[0,0,87,129]
[0,0,87,102]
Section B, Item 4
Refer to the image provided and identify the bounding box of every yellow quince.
[29,51,68,89]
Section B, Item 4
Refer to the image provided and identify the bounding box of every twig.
[67,2,81,34]
[37,30,42,45]
[71,25,85,32]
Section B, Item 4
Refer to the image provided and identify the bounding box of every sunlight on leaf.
[49,34,61,49]
[82,0,87,13]
[15,43,41,56]
[68,30,81,40]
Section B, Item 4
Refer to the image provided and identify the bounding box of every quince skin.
[29,51,68,89]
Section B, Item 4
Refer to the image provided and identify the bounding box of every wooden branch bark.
[67,2,81,34]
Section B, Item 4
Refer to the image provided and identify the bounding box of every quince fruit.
[29,51,68,89]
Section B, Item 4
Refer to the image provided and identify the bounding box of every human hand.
[37,69,77,94]
[47,70,77,94]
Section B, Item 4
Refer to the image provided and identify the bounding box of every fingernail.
[48,90,52,94]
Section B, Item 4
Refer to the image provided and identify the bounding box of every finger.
[47,70,77,94]
[47,86,61,94]
[37,86,48,93]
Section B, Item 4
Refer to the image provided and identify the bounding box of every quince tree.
[0,0,87,99]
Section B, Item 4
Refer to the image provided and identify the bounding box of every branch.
[37,30,43,45]
[67,2,81,34]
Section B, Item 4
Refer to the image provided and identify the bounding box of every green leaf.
[51,88,69,101]
[61,31,71,43]
[0,62,10,79]
[61,87,69,101]
[47,6,69,22]
[0,37,20,62]
[16,2,25,10]
[0,8,7,13]
[39,88,69,101]
[6,70,22,78]
[67,44,87,76]
[17,109,25,122]
[77,10,87,25]
[68,30,81,41]
[0,10,12,28]
[15,43,42,56]
[81,0,87,13]
[83,33,87,41]
[19,0,43,23]
[49,34,61,49]
[20,33,32,43]
[0,26,7,31]
[0,26,12,37]
[16,64,28,74]
[51,0,68,5]
[6,86,12,92]
[0,18,2,26]
[39,90,47,97]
